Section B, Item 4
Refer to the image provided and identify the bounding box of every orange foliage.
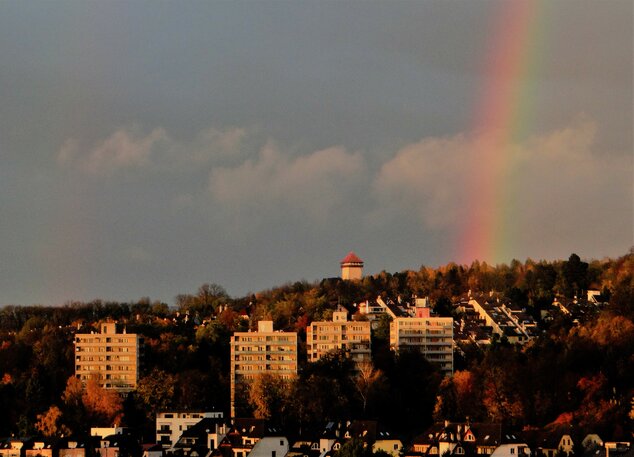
[82,378,123,426]
[36,405,70,437]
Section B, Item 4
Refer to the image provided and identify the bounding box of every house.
[408,422,517,457]
[285,440,321,457]
[0,439,32,457]
[142,444,164,457]
[156,411,224,448]
[211,418,282,457]
[248,437,289,457]
[24,441,55,457]
[490,444,531,457]
[522,426,575,457]
[167,417,229,457]
[96,434,140,457]
[58,437,98,457]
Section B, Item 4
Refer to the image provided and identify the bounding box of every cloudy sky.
[1,1,632,305]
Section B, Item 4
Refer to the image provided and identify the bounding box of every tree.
[136,369,177,415]
[248,373,291,423]
[61,376,123,431]
[562,253,589,297]
[82,377,124,426]
[353,361,385,415]
[35,405,70,438]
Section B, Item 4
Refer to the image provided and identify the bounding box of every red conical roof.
[340,251,363,264]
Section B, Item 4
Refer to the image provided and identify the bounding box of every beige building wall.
[230,321,298,417]
[306,311,371,363]
[390,317,454,376]
[340,252,364,280]
[74,322,141,392]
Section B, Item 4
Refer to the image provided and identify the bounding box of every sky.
[0,0,632,306]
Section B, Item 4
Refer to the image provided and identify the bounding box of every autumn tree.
[35,405,70,438]
[136,369,177,416]
[61,376,123,432]
[248,373,292,423]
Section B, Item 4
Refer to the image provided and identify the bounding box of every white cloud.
[57,128,167,174]
[56,126,249,174]
[209,142,367,221]
[373,117,632,260]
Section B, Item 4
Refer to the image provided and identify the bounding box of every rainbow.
[457,0,547,265]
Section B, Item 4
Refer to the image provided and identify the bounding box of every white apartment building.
[306,310,371,363]
[390,317,454,376]
[74,322,142,391]
[230,321,298,417]
[156,411,224,448]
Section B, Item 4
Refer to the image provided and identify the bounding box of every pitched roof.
[341,252,363,265]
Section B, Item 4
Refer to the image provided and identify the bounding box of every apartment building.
[306,310,371,363]
[74,321,142,392]
[230,321,298,417]
[156,411,224,448]
[390,317,454,376]
[468,294,537,344]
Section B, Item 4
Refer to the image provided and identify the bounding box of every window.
[510,449,515,455]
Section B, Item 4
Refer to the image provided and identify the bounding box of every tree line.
[0,250,632,440]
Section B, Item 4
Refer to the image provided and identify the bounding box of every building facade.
[390,317,454,376]
[156,411,224,448]
[74,322,142,392]
[340,252,364,280]
[306,310,371,363]
[230,321,298,417]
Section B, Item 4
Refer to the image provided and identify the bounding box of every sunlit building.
[340,251,364,280]
[390,316,454,376]
[230,321,298,417]
[306,309,371,363]
[74,321,142,392]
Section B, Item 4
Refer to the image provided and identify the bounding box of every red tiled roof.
[341,252,363,264]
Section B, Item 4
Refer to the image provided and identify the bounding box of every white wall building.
[156,411,224,448]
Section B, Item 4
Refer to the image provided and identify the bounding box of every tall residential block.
[390,317,454,376]
[340,252,364,280]
[230,321,298,417]
[306,310,371,363]
[74,321,142,392]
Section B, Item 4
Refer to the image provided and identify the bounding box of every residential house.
[167,417,228,457]
[24,441,54,457]
[156,411,224,448]
[96,434,140,457]
[408,422,517,457]
[58,437,96,457]
[142,444,164,457]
